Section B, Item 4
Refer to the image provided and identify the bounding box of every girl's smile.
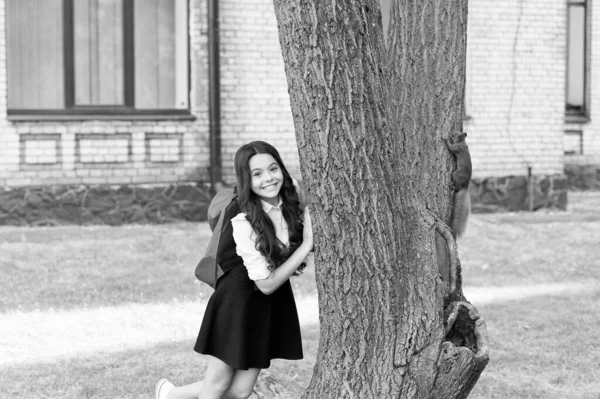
[249,153,284,206]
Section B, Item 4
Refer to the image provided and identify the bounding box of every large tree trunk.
[273,1,489,398]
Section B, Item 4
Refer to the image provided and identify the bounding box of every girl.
[156,141,313,399]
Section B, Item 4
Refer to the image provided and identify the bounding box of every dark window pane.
[134,0,188,109]
[6,0,64,109]
[74,0,124,106]
[567,4,585,111]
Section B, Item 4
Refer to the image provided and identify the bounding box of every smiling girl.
[156,141,313,399]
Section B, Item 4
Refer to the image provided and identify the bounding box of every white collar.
[261,197,282,213]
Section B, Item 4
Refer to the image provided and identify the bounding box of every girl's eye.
[270,166,279,173]
[253,173,261,178]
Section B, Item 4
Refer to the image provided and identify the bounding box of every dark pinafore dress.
[194,199,303,370]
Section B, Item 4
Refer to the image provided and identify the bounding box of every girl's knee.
[223,369,260,399]
[202,375,231,396]
[201,356,235,396]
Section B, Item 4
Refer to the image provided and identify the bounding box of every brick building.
[0,0,299,189]
[0,0,594,209]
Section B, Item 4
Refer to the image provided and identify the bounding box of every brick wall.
[464,0,566,178]
[218,0,300,183]
[218,0,569,182]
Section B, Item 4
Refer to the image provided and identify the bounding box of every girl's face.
[248,153,284,206]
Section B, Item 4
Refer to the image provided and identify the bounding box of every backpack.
[194,188,238,288]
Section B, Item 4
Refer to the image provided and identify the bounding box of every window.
[564,130,583,155]
[566,0,587,117]
[6,0,189,119]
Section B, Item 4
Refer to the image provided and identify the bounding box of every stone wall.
[0,184,210,226]
[564,164,600,191]
[0,173,571,226]
[470,174,568,213]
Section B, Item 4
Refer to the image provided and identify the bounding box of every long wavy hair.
[234,141,305,274]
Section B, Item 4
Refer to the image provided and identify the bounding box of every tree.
[272,1,489,398]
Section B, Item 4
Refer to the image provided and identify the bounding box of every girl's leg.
[164,356,234,399]
[221,368,261,399]
[196,356,236,399]
[164,380,204,399]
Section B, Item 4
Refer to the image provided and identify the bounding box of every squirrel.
[443,132,472,239]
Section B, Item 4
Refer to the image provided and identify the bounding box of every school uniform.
[194,197,303,370]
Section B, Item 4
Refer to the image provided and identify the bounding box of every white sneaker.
[155,378,175,399]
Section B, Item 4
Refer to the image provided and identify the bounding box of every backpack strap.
[195,188,237,287]
[207,188,237,231]
[195,204,228,287]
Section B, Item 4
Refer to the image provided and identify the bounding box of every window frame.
[7,0,193,121]
[564,130,584,156]
[566,0,589,123]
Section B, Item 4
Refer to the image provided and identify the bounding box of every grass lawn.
[0,223,317,313]
[469,294,600,399]
[1,192,599,398]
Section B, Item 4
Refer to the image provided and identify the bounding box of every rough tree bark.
[272,1,489,398]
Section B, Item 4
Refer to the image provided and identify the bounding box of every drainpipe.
[528,166,534,212]
[208,0,223,193]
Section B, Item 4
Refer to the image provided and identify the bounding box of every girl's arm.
[254,208,313,295]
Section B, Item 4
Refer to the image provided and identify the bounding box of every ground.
[0,191,599,398]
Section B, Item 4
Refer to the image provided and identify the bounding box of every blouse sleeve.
[231,213,272,281]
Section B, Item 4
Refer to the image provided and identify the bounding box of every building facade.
[0,0,595,206]
[0,0,300,188]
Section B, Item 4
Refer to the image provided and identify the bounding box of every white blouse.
[231,198,289,281]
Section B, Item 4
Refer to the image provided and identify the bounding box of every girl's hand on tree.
[302,207,314,250]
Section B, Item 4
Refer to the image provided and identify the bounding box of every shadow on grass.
[0,325,320,399]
